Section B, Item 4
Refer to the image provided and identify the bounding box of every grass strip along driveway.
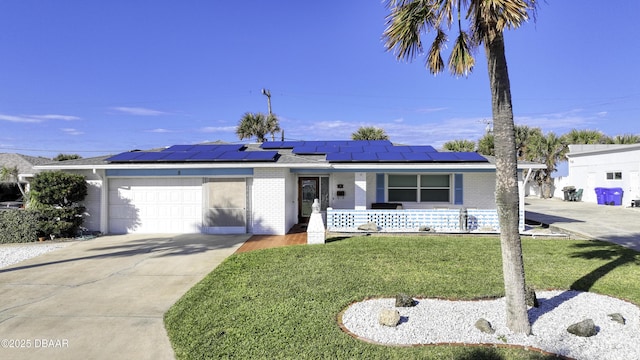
[165,236,640,359]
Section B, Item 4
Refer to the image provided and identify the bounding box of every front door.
[298,177,319,223]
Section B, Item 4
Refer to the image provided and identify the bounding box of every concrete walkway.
[0,233,249,360]
[525,196,640,251]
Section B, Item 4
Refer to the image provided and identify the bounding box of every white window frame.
[606,171,622,180]
[386,174,451,203]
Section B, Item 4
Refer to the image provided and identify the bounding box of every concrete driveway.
[525,197,640,251]
[0,233,249,360]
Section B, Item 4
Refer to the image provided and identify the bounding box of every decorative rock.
[567,319,597,337]
[395,293,417,307]
[418,225,432,232]
[357,222,378,232]
[525,286,539,308]
[608,313,626,325]
[378,308,401,327]
[474,318,495,334]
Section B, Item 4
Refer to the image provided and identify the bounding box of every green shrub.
[32,207,86,239]
[30,171,87,207]
[0,210,38,243]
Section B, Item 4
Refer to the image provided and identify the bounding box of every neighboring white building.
[563,144,640,205]
[36,140,543,235]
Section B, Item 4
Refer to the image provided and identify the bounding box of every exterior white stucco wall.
[566,145,640,204]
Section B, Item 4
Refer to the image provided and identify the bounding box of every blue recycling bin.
[594,187,606,205]
[607,187,624,206]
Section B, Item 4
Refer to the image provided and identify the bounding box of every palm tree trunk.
[485,31,531,335]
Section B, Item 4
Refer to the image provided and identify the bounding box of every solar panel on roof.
[162,151,199,161]
[456,152,487,161]
[133,152,172,161]
[402,152,433,161]
[325,153,352,161]
[406,146,437,153]
[292,146,322,154]
[350,152,379,161]
[375,152,405,161]
[429,152,460,161]
[215,152,250,160]
[106,152,146,162]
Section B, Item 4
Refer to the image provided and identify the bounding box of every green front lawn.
[165,236,640,359]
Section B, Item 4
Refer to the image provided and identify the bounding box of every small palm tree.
[526,132,568,198]
[236,112,280,143]
[383,0,538,334]
[612,133,640,144]
[351,126,390,140]
[442,139,476,152]
[561,129,611,144]
[477,132,495,156]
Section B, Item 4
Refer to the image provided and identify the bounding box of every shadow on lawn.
[454,347,560,360]
[568,241,639,292]
[529,241,639,325]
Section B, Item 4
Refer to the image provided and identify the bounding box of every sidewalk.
[524,197,640,251]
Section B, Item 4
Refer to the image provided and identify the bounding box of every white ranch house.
[36,140,544,235]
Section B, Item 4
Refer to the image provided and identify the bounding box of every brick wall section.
[463,172,497,209]
[252,168,288,235]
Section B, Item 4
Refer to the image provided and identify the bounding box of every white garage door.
[108,178,202,234]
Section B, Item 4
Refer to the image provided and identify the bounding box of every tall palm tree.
[236,112,280,143]
[383,0,538,334]
[526,131,568,198]
[442,139,476,152]
[351,126,390,140]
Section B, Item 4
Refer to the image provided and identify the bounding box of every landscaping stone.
[525,286,539,308]
[357,222,378,232]
[378,308,401,327]
[567,319,597,337]
[418,225,432,232]
[395,293,417,307]
[474,318,495,334]
[608,313,626,325]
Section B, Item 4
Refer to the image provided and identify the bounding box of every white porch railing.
[326,208,525,233]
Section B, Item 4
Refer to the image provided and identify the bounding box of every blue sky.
[1,1,638,158]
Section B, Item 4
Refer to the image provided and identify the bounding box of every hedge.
[0,210,38,244]
[0,207,86,244]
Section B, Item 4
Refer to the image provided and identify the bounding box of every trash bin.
[594,187,606,205]
[608,187,624,206]
[562,186,576,201]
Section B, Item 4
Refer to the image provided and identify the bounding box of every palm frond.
[426,28,447,74]
[448,31,474,76]
[383,0,439,61]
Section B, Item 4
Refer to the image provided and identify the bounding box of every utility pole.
[262,88,278,141]
[261,88,272,115]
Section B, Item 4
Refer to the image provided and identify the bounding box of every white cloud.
[111,107,169,116]
[415,107,448,114]
[147,128,173,133]
[31,114,80,121]
[61,128,84,135]
[0,113,80,123]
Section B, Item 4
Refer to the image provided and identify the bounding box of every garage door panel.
[108,178,202,234]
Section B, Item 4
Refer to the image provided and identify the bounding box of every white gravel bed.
[341,290,640,360]
[0,242,71,269]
